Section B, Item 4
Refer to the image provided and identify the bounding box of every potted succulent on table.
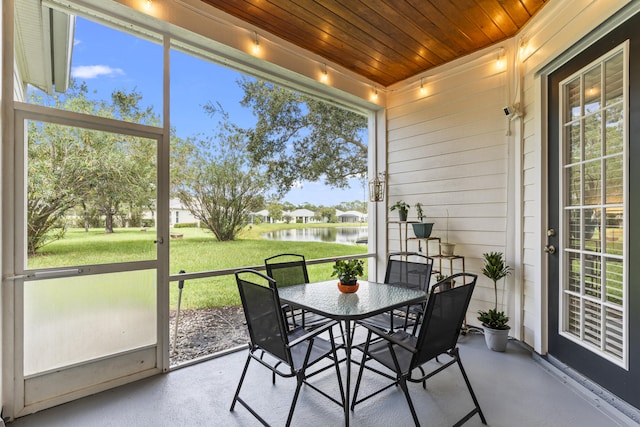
[411,202,434,238]
[477,251,512,351]
[332,259,364,293]
[390,200,410,222]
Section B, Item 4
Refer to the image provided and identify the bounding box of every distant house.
[336,210,367,223]
[287,208,316,223]
[169,198,199,227]
[250,209,272,223]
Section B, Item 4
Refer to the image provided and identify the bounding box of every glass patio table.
[278,279,427,427]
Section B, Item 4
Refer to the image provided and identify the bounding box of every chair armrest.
[287,320,338,348]
[359,322,418,353]
[358,320,390,337]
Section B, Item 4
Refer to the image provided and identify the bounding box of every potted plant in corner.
[411,202,434,238]
[390,200,410,222]
[332,258,364,293]
[477,251,512,351]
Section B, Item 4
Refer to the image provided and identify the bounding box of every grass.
[29,223,369,310]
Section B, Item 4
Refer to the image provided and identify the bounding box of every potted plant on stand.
[411,202,434,238]
[440,209,455,256]
[434,273,455,289]
[477,252,512,351]
[390,200,410,222]
[332,258,364,293]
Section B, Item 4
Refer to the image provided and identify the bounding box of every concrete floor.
[8,332,639,427]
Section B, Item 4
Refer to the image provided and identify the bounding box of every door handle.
[154,237,164,245]
[544,245,556,254]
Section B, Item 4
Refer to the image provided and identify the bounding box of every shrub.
[174,222,198,228]
[141,219,155,228]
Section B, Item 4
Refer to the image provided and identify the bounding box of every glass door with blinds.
[558,45,627,367]
[547,12,640,409]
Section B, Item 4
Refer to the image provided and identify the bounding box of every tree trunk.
[81,202,89,232]
[105,213,114,233]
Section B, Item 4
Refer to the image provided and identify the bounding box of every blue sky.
[69,17,365,206]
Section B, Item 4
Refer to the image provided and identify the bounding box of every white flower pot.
[441,242,455,256]
[482,326,510,352]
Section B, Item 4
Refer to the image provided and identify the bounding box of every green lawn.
[28,224,369,310]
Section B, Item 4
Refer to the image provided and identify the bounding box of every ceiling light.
[320,64,328,83]
[496,47,506,71]
[419,77,427,96]
[253,32,260,54]
[143,0,152,11]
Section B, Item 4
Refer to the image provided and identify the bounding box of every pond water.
[262,226,368,245]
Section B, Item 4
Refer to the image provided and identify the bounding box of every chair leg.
[329,328,346,406]
[285,373,304,427]
[351,330,372,410]
[456,351,487,425]
[398,376,420,427]
[273,361,281,384]
[230,353,252,411]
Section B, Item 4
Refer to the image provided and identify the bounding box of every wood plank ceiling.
[199,0,548,87]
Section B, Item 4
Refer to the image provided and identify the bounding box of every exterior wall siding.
[386,52,512,324]
[385,0,632,348]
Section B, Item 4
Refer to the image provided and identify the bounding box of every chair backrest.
[413,272,477,367]
[384,252,433,292]
[264,253,310,287]
[235,269,292,365]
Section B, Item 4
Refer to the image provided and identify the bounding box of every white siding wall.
[385,0,632,349]
[386,51,513,327]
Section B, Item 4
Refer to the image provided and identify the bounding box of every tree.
[172,112,268,241]
[206,78,368,196]
[27,121,87,254]
[337,200,367,213]
[84,89,157,233]
[315,207,337,223]
[267,201,284,223]
[83,131,155,233]
[282,201,296,212]
[27,80,158,249]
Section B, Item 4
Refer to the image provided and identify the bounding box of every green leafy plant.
[390,201,410,220]
[435,273,447,282]
[478,251,512,330]
[415,203,425,221]
[477,309,510,330]
[331,258,364,284]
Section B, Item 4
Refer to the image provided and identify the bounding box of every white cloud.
[74,38,81,46]
[71,65,125,79]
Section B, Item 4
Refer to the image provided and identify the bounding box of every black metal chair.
[265,253,332,330]
[351,273,486,427]
[360,252,433,332]
[230,269,345,427]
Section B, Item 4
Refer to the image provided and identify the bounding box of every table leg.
[344,318,352,427]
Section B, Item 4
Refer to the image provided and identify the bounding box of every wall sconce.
[252,32,260,54]
[419,77,427,96]
[369,171,387,202]
[143,0,152,11]
[519,38,533,61]
[371,87,378,101]
[320,63,328,83]
[496,47,506,71]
